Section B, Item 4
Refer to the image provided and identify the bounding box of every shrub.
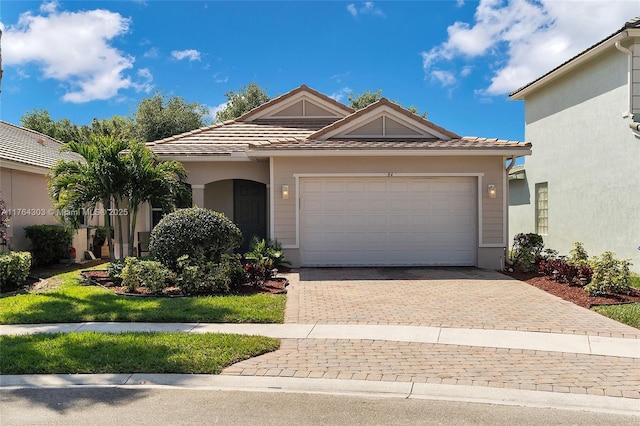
[0,251,32,292]
[107,259,125,285]
[244,237,291,285]
[120,257,175,294]
[510,233,544,272]
[538,258,577,283]
[585,252,631,296]
[24,225,73,266]
[176,254,245,295]
[149,208,242,271]
[568,242,589,266]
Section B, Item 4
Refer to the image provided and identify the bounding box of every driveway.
[224,268,640,399]
[285,267,640,338]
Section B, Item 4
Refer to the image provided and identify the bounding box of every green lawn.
[0,332,279,374]
[0,268,285,324]
[591,274,640,329]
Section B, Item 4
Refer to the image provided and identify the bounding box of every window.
[535,182,548,235]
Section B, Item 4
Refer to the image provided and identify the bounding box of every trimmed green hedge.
[149,208,242,271]
[0,251,32,292]
[24,225,73,266]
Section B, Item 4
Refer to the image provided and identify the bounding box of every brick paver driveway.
[285,267,640,338]
[224,267,640,399]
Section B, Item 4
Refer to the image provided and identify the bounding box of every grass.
[0,268,286,324]
[591,274,640,329]
[0,332,279,374]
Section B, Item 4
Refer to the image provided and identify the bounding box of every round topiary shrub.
[149,207,242,271]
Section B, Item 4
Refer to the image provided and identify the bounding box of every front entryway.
[234,179,267,253]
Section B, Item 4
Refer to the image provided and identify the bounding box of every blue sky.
[1,1,639,143]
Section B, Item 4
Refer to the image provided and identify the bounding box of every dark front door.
[234,180,267,253]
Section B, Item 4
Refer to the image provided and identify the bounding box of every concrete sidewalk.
[1,322,638,358]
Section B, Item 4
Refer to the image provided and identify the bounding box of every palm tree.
[48,136,190,260]
[122,141,189,257]
[48,136,129,260]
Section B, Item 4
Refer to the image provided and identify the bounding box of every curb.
[1,374,638,416]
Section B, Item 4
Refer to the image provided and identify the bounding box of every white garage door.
[300,177,476,266]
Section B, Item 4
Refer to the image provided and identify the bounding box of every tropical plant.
[244,237,291,285]
[585,252,632,296]
[149,208,243,271]
[0,251,31,292]
[48,135,129,259]
[510,233,544,272]
[120,257,176,294]
[24,225,73,266]
[568,242,589,266]
[121,141,189,257]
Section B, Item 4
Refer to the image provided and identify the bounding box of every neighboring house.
[140,85,530,269]
[0,121,94,262]
[509,17,640,272]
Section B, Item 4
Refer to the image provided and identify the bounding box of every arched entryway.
[202,179,267,253]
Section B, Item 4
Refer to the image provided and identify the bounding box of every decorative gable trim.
[238,84,354,122]
[309,99,460,140]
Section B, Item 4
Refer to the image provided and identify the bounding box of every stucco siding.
[510,47,640,271]
[185,161,269,186]
[272,155,508,268]
[1,167,60,251]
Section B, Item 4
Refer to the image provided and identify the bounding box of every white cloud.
[143,47,159,59]
[208,102,229,121]
[422,0,640,95]
[39,1,58,13]
[456,0,465,7]
[431,70,456,87]
[2,4,149,103]
[330,71,351,84]
[132,68,154,94]
[347,2,384,18]
[460,65,473,77]
[329,87,352,102]
[171,49,201,61]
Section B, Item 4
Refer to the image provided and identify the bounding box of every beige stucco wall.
[510,46,640,271]
[185,161,270,186]
[272,155,508,269]
[0,166,93,262]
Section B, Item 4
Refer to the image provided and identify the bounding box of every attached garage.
[299,176,477,266]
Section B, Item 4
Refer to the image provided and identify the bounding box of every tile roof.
[146,86,529,157]
[251,137,531,151]
[146,118,336,156]
[0,121,83,169]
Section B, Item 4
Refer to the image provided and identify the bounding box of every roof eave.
[248,148,532,157]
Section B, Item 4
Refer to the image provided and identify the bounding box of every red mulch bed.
[81,270,287,297]
[503,270,640,308]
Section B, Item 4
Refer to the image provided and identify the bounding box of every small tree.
[510,233,544,272]
[215,83,271,122]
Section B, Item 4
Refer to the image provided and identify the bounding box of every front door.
[233,180,267,253]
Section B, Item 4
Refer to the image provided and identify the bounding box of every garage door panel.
[300,177,476,266]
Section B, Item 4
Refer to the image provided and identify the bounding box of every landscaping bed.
[81,269,288,296]
[504,270,640,309]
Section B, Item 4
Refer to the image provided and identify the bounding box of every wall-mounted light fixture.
[282,185,289,200]
[487,184,497,199]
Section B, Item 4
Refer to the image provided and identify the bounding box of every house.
[0,121,94,262]
[140,85,531,269]
[508,17,640,272]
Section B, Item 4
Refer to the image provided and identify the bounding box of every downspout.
[503,156,517,269]
[614,38,640,137]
